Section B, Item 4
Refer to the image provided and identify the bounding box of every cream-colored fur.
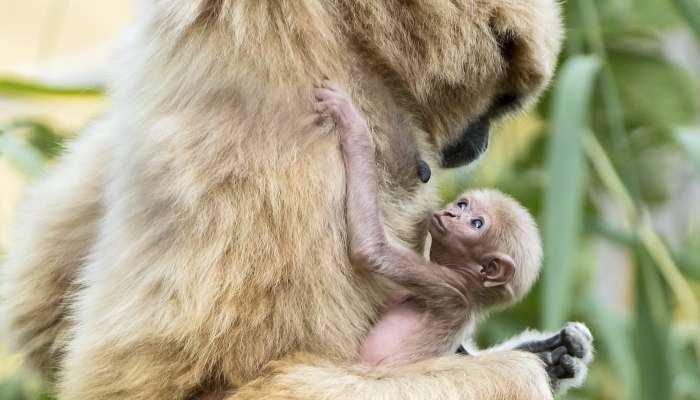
[2,1,564,398]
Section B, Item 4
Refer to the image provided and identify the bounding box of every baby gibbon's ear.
[480,253,515,288]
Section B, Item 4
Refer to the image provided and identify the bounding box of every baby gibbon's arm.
[314,81,469,313]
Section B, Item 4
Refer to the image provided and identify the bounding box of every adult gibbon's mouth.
[440,115,491,168]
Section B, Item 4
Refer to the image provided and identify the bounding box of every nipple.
[417,160,431,183]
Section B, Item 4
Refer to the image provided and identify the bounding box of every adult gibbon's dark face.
[439,93,521,168]
[440,114,491,168]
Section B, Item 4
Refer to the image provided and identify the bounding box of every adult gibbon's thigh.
[1,125,109,377]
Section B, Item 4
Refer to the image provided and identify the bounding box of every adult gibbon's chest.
[372,107,439,253]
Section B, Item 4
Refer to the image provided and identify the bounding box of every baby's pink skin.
[359,294,427,366]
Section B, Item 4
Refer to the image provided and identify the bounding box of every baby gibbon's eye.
[457,200,469,210]
[470,218,484,230]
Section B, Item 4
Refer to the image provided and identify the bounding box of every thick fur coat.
[2,1,563,398]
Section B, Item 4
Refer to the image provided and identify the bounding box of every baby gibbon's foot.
[516,322,594,393]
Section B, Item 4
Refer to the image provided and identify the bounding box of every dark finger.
[560,355,577,378]
[551,346,567,363]
[547,357,576,380]
[562,329,586,358]
[537,351,553,366]
[547,354,576,380]
[547,365,574,380]
[516,333,562,353]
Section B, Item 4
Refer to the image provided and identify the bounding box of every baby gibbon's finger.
[313,102,332,115]
[314,75,330,87]
[323,80,340,92]
[313,114,329,127]
[314,88,336,101]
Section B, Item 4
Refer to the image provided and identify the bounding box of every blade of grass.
[583,130,700,368]
[674,127,700,174]
[0,125,48,177]
[635,249,673,400]
[0,76,103,98]
[578,0,643,201]
[583,131,699,321]
[581,296,640,400]
[591,221,700,281]
[672,0,700,43]
[541,55,602,330]
[9,120,65,159]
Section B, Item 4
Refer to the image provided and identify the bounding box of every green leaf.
[541,56,602,330]
[0,126,49,177]
[631,0,685,30]
[0,379,25,400]
[593,0,683,32]
[635,250,673,400]
[3,120,65,159]
[671,0,700,43]
[581,297,641,400]
[608,52,697,130]
[0,76,103,98]
[675,127,700,174]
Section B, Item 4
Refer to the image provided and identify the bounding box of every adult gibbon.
[2,1,589,399]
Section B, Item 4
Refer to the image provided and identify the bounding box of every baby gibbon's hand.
[313,80,374,154]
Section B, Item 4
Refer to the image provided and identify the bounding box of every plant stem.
[582,131,699,321]
[672,0,700,43]
[577,0,643,202]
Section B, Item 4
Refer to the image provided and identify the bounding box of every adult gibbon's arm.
[230,324,593,399]
[230,351,553,400]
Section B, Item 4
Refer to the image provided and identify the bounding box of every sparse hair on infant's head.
[464,189,543,305]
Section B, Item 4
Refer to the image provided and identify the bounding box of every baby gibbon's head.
[475,190,542,304]
[429,189,542,306]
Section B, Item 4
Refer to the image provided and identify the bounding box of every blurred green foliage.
[1,0,700,399]
[446,0,700,399]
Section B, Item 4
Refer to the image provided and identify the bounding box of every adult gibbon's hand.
[515,322,594,393]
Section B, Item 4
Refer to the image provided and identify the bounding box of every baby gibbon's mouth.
[431,214,447,235]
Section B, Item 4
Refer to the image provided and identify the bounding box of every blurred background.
[1,0,699,399]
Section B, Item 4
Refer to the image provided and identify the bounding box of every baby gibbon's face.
[429,194,491,257]
[428,194,517,291]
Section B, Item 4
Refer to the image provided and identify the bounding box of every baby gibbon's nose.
[442,210,457,218]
